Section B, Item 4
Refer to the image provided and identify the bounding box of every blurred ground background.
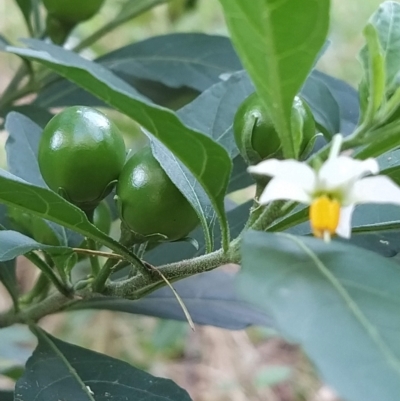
[0,1,393,400]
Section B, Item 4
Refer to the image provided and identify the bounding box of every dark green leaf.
[311,71,359,135]
[100,33,243,91]
[1,106,53,128]
[5,112,69,247]
[0,260,18,308]
[14,0,33,35]
[177,70,254,158]
[0,391,13,401]
[70,270,273,330]
[5,112,46,187]
[228,156,254,193]
[35,34,242,108]
[239,231,400,401]
[8,40,231,249]
[219,0,330,158]
[301,71,341,139]
[15,327,192,401]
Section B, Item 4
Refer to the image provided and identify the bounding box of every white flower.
[248,135,400,241]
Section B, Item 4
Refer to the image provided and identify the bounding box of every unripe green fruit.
[38,106,126,211]
[43,0,105,25]
[93,201,112,235]
[233,92,316,164]
[116,147,199,242]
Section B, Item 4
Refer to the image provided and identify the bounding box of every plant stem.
[26,252,73,298]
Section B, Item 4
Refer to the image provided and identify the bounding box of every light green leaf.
[358,23,386,124]
[218,0,330,158]
[239,231,400,401]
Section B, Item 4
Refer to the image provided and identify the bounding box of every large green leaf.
[219,0,330,158]
[148,71,253,249]
[0,170,142,265]
[239,231,400,401]
[69,270,272,330]
[7,40,231,248]
[15,327,192,401]
[35,34,242,108]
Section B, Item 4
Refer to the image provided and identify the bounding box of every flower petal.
[318,156,379,190]
[248,159,316,191]
[347,176,400,205]
[259,178,312,204]
[335,205,354,238]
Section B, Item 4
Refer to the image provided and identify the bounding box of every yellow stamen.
[309,195,340,240]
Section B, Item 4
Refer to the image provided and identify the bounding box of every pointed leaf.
[219,0,330,158]
[15,327,192,401]
[239,231,400,401]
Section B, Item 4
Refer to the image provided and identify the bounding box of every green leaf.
[5,112,46,188]
[100,33,243,92]
[7,40,231,250]
[36,34,242,108]
[359,23,386,124]
[15,327,192,401]
[0,260,19,309]
[363,1,400,94]
[0,170,143,266]
[69,270,272,330]
[0,230,71,262]
[178,70,254,158]
[0,391,13,401]
[228,156,254,193]
[14,0,33,35]
[1,105,53,128]
[5,112,68,247]
[239,231,400,401]
[301,71,341,140]
[219,0,330,158]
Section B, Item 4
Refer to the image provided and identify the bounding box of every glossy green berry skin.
[43,0,105,25]
[116,147,199,242]
[233,92,316,164]
[38,106,126,211]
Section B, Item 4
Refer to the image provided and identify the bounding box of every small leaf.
[69,270,272,330]
[219,0,330,158]
[15,327,193,401]
[7,40,231,251]
[239,231,400,401]
[359,23,386,123]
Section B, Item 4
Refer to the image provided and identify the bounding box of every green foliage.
[1,0,400,400]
